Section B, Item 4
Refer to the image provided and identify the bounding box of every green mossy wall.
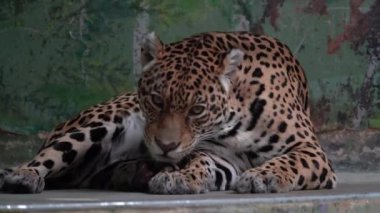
[0,0,379,171]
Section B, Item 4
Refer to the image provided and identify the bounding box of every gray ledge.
[1,182,380,212]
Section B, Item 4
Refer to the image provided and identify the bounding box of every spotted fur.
[0,32,336,194]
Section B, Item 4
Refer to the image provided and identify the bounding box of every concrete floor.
[0,182,380,212]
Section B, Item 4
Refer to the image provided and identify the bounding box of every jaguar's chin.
[150,149,191,164]
[150,154,179,164]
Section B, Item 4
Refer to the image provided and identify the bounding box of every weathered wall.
[0,0,379,172]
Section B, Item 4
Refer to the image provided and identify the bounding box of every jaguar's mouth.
[145,134,198,164]
[148,146,192,164]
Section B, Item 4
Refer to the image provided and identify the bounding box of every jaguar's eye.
[188,105,205,116]
[151,94,164,108]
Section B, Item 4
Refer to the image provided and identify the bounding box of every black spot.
[215,162,232,190]
[90,127,108,143]
[250,80,260,85]
[288,160,296,166]
[190,174,196,180]
[297,175,305,186]
[245,151,258,159]
[53,142,73,152]
[258,44,267,49]
[112,127,124,141]
[83,144,102,164]
[281,78,288,87]
[290,167,298,174]
[297,132,306,139]
[43,160,55,169]
[278,122,287,133]
[285,135,295,144]
[252,68,263,78]
[311,172,318,182]
[27,160,41,167]
[210,95,216,102]
[78,117,87,125]
[70,132,85,142]
[85,122,104,128]
[283,141,302,154]
[259,145,273,152]
[270,75,276,84]
[208,86,214,93]
[62,150,77,164]
[256,52,268,60]
[255,84,265,96]
[27,160,36,167]
[226,34,239,44]
[219,122,242,139]
[227,112,236,122]
[215,170,223,190]
[246,99,267,131]
[98,114,111,122]
[67,127,79,133]
[300,158,309,169]
[302,150,317,158]
[319,168,328,183]
[325,179,333,189]
[254,37,262,43]
[243,66,251,74]
[113,115,123,124]
[193,61,201,68]
[267,119,274,128]
[269,134,279,143]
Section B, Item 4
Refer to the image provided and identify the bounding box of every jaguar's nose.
[155,137,180,153]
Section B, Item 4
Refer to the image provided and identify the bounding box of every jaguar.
[0,31,337,194]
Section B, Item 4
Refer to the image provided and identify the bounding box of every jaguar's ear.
[141,32,164,71]
[219,49,244,93]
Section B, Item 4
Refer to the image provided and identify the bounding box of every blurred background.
[0,0,379,174]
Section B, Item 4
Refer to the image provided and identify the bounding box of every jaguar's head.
[137,32,244,163]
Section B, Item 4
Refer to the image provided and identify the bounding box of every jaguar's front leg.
[149,152,238,194]
[234,145,337,193]
[0,167,45,193]
[0,129,96,193]
[0,114,131,193]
